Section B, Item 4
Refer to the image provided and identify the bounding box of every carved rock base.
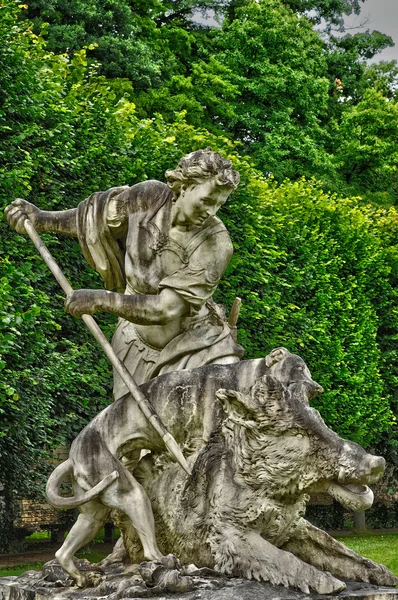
[0,559,397,600]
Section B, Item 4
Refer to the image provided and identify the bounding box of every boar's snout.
[338,454,386,485]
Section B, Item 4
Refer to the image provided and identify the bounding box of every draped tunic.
[76,180,243,398]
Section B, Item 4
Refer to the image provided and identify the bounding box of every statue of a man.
[6,149,243,566]
[6,150,243,402]
[6,150,243,573]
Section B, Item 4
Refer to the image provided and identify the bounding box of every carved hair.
[166,148,240,198]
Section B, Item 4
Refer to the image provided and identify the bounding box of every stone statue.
[5,148,244,573]
[5,151,397,598]
[5,149,244,398]
[43,348,398,594]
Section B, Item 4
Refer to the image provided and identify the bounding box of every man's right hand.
[5,198,41,234]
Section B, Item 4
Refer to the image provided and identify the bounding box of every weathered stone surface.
[5,155,397,596]
[0,562,397,600]
[5,150,243,392]
[5,149,244,586]
[40,348,398,594]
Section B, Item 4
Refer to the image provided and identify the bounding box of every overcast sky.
[344,0,398,62]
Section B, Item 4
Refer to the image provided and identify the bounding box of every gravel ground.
[0,543,114,568]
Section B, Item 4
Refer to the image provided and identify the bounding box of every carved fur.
[46,348,398,593]
[132,353,397,594]
[45,355,271,586]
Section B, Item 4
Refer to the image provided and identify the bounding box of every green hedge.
[0,1,396,549]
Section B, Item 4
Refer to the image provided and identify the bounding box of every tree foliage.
[17,0,398,201]
[22,0,227,84]
[213,0,332,180]
[282,0,364,28]
[136,0,335,180]
[220,175,397,447]
[332,90,398,201]
[324,30,395,120]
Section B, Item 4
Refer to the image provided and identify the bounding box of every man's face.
[176,180,231,229]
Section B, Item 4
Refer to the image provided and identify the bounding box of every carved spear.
[22,219,191,475]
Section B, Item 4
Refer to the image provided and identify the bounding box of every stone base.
[0,559,397,600]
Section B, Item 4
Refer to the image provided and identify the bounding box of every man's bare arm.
[65,288,189,325]
[5,199,78,236]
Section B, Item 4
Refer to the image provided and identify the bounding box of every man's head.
[166,149,240,229]
[166,149,240,198]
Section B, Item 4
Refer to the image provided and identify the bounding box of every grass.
[25,532,51,541]
[1,532,397,578]
[0,564,44,577]
[0,549,110,578]
[334,531,398,576]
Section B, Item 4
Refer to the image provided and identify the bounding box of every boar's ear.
[265,347,289,367]
[216,388,257,419]
[251,375,284,406]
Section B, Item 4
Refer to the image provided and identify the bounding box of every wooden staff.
[228,296,242,342]
[23,219,191,475]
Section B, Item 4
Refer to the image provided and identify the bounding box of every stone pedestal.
[0,560,397,600]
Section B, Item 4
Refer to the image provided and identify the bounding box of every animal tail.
[46,459,119,509]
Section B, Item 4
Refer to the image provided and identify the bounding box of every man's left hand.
[65,289,105,317]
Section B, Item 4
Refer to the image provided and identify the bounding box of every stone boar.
[46,348,397,594]
[132,350,398,594]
